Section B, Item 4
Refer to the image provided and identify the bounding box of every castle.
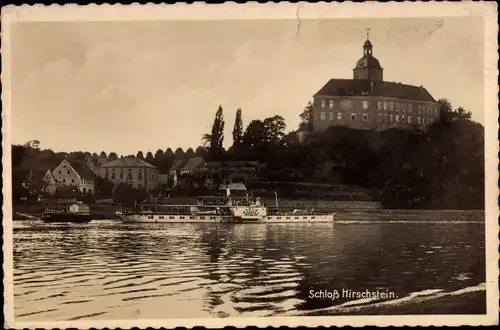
[312,33,439,132]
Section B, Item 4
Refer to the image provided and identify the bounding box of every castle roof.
[100,156,156,169]
[314,79,436,102]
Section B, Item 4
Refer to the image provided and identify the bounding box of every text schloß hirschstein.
[309,288,397,301]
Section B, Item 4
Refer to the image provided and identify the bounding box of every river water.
[13,220,485,321]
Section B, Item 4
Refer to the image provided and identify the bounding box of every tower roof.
[355,56,382,69]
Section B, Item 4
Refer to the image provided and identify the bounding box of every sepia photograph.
[2,2,498,328]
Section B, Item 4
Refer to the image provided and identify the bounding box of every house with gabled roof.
[99,156,158,192]
[52,159,97,194]
[22,167,57,196]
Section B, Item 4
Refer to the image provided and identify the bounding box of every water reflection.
[13,221,485,320]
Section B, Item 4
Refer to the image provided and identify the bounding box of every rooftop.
[69,161,97,179]
[314,79,436,102]
[100,156,156,169]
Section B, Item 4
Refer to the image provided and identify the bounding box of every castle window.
[341,100,352,109]
[377,101,382,110]
[59,171,61,175]
[389,102,394,111]
[389,114,393,122]
[320,112,326,121]
[67,170,70,174]
[396,103,400,111]
[383,102,389,110]
[128,169,132,179]
[383,114,388,121]
[328,100,334,108]
[418,117,421,124]
[351,113,356,121]
[71,179,74,183]
[320,100,326,108]
[377,113,382,122]
[395,115,399,123]
[401,116,405,123]
[105,169,109,178]
[119,169,124,179]
[63,179,66,183]
[408,116,412,124]
[401,104,406,112]
[329,111,334,120]
[111,169,115,179]
[408,104,412,112]
[362,101,369,109]
[362,114,368,121]
[337,112,342,120]
[418,105,421,114]
[138,169,143,179]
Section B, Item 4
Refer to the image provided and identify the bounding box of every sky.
[10,17,485,155]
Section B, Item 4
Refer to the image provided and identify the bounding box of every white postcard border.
[2,2,498,328]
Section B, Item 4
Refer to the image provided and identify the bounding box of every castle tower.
[353,29,384,81]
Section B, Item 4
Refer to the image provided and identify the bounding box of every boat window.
[286,217,290,219]
[303,216,307,219]
[295,217,299,219]
[170,216,174,219]
[180,216,185,219]
[189,216,195,219]
[200,216,205,219]
[148,216,153,219]
[312,217,316,219]
[277,217,281,219]
[210,217,215,219]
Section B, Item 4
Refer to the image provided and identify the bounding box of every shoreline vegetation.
[12,98,484,212]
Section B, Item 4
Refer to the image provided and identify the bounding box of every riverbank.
[12,202,485,222]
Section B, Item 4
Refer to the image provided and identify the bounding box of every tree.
[91,152,99,163]
[298,101,314,132]
[137,151,145,160]
[108,152,118,161]
[145,151,155,165]
[12,145,27,168]
[263,115,286,147]
[23,140,40,150]
[202,105,225,160]
[194,146,207,157]
[99,151,107,159]
[174,148,185,159]
[112,183,148,206]
[232,108,244,149]
[95,177,114,198]
[242,120,267,160]
[154,149,165,167]
[185,148,194,159]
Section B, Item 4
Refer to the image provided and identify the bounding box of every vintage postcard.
[2,2,499,328]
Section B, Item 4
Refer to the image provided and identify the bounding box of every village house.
[99,156,158,192]
[22,167,57,196]
[52,159,97,194]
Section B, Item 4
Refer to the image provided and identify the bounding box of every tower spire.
[367,28,370,41]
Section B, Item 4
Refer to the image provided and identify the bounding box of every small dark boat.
[41,203,92,223]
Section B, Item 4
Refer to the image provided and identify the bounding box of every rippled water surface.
[14,221,485,320]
